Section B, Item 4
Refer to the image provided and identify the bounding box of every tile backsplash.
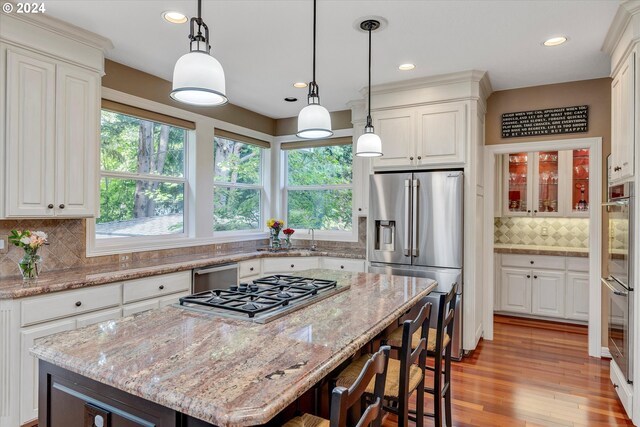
[0,217,367,278]
[494,217,589,248]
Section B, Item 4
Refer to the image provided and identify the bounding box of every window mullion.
[101,171,186,184]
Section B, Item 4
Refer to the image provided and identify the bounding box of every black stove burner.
[180,275,338,318]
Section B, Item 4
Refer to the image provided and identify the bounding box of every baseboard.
[602,346,612,358]
[21,420,37,427]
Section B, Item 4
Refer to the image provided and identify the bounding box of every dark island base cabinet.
[38,360,309,427]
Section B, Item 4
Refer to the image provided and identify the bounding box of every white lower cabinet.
[496,254,588,322]
[500,268,531,314]
[262,257,320,274]
[565,272,589,321]
[320,257,365,272]
[531,270,565,317]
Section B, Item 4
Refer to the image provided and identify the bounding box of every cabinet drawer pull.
[614,383,619,389]
[75,301,82,307]
[291,264,295,268]
[59,204,65,209]
[409,156,414,161]
[534,275,538,279]
[358,208,362,212]
[530,260,534,264]
[159,285,165,290]
[417,156,422,160]
[526,275,531,278]
[527,210,531,214]
[250,267,254,271]
[340,265,344,269]
[47,204,54,209]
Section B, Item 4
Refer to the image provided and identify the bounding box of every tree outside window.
[213,137,263,231]
[285,144,353,231]
[97,110,186,239]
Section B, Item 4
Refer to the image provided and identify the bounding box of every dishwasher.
[192,263,238,293]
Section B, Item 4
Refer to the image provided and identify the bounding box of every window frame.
[282,143,357,242]
[212,136,267,236]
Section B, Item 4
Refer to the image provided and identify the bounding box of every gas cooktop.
[178,275,349,323]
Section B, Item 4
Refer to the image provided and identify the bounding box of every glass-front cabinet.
[503,149,589,217]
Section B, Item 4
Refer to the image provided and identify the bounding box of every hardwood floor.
[383,315,634,427]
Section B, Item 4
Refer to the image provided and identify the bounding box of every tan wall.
[486,77,611,345]
[102,60,276,135]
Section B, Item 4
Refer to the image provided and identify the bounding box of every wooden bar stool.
[284,345,390,427]
[332,302,432,427]
[385,287,457,427]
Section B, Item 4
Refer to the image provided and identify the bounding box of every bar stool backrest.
[330,346,391,427]
[399,302,432,403]
[435,286,457,356]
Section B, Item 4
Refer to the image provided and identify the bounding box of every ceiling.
[44,0,619,119]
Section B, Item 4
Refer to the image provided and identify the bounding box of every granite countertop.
[31,269,437,426]
[0,249,365,300]
[493,243,589,257]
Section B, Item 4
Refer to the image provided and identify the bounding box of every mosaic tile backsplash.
[0,218,367,278]
[494,217,589,248]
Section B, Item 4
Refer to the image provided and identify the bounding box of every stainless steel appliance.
[193,263,238,293]
[368,170,464,359]
[179,275,349,323]
[603,182,634,383]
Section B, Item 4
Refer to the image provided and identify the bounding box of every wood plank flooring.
[383,315,634,427]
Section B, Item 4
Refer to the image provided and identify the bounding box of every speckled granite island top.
[0,249,364,299]
[31,269,436,426]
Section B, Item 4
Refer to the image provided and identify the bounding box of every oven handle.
[602,277,629,296]
[194,264,238,275]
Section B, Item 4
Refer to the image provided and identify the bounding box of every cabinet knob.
[159,285,165,290]
[614,383,619,389]
[340,265,344,269]
[530,260,534,264]
[534,275,538,279]
[291,264,295,268]
[250,267,254,271]
[614,166,622,172]
[358,208,362,212]
[75,301,82,307]
[417,156,422,160]
[533,210,538,214]
[59,204,65,209]
[47,204,54,209]
[526,275,531,278]
[409,156,414,161]
[527,210,531,214]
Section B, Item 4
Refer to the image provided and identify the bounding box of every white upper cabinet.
[415,103,466,165]
[4,46,100,218]
[5,48,56,217]
[1,13,109,219]
[610,51,635,183]
[371,102,467,169]
[371,109,416,168]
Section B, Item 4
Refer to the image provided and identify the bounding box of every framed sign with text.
[502,105,588,138]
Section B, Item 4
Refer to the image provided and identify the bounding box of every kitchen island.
[31,269,436,427]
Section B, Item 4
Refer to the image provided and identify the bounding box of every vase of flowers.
[267,218,284,250]
[9,230,48,281]
[283,228,295,249]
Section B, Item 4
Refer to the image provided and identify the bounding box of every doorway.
[483,137,603,357]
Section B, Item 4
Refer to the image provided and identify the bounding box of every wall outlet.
[541,227,548,236]
[119,253,132,262]
[0,236,7,254]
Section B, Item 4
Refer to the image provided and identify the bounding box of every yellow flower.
[267,218,275,228]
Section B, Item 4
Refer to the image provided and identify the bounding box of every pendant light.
[355,19,382,157]
[170,0,227,106]
[297,0,333,139]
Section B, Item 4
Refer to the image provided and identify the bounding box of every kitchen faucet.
[309,228,317,251]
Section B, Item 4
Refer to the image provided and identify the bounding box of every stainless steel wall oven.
[603,182,634,384]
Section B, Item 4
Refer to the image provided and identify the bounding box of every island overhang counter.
[32,269,437,427]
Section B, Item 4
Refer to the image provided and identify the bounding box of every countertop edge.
[1,250,366,300]
[493,245,589,258]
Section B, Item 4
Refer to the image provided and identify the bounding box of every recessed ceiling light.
[398,63,416,71]
[284,97,298,102]
[162,11,188,24]
[543,36,568,47]
[293,82,308,88]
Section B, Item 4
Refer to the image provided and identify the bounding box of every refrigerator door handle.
[412,179,419,257]
[404,179,411,256]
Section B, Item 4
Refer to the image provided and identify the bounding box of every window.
[285,144,353,231]
[96,110,187,239]
[213,137,263,232]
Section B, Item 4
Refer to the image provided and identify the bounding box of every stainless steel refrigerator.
[368,170,464,359]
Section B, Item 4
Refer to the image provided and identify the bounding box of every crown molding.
[1,2,113,51]
[602,0,640,55]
